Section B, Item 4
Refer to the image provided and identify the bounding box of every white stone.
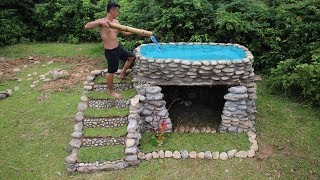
[219,152,228,160]
[247,150,255,157]
[235,151,248,158]
[13,68,21,73]
[197,152,205,159]
[152,151,159,159]
[83,86,92,91]
[189,151,197,159]
[164,151,173,158]
[91,70,101,75]
[130,97,139,107]
[212,152,220,159]
[125,139,135,148]
[173,151,181,159]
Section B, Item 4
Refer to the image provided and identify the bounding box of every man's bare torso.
[100,18,119,49]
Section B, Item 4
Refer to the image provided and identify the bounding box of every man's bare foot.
[118,74,130,80]
[109,91,122,98]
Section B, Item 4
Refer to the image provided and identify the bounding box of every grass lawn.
[140,132,250,152]
[83,126,127,137]
[77,146,125,162]
[87,89,136,100]
[0,43,319,179]
[83,107,129,117]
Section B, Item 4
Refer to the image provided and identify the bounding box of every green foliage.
[0,9,29,45]
[267,58,320,106]
[33,0,105,42]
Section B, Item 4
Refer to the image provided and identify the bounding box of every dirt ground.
[0,56,104,91]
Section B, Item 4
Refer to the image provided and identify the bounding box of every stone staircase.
[65,70,136,173]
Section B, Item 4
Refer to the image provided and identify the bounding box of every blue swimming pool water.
[140,44,246,60]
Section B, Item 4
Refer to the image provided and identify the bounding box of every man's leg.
[119,57,135,79]
[107,73,121,98]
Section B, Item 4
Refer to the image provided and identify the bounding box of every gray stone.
[204,151,212,159]
[71,132,82,138]
[158,109,168,117]
[74,123,83,132]
[69,138,82,148]
[65,154,77,164]
[146,93,164,101]
[76,112,84,122]
[224,93,248,101]
[135,95,146,101]
[158,150,165,158]
[211,152,219,160]
[146,86,162,94]
[180,150,189,159]
[125,146,138,155]
[229,86,247,94]
[78,102,88,111]
[227,149,237,157]
[127,121,138,133]
[145,153,153,161]
[125,155,138,161]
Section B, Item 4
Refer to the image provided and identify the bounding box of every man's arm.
[112,19,133,36]
[84,18,109,29]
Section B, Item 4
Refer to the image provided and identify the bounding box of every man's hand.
[100,19,110,28]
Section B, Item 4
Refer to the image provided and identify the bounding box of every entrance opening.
[160,85,229,129]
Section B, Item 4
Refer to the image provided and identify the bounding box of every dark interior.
[160,85,229,129]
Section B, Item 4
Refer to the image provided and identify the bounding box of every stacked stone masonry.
[66,43,259,174]
[83,117,128,128]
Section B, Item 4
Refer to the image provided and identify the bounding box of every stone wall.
[133,42,257,133]
[133,43,254,86]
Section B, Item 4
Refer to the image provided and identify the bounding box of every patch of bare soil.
[0,56,104,91]
[257,144,273,160]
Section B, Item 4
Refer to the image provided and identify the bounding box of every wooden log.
[109,22,153,37]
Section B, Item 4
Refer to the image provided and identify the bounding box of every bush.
[0,9,29,45]
[267,57,320,106]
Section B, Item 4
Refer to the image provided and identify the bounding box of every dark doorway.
[160,85,229,129]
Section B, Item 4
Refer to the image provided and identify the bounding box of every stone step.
[82,136,126,147]
[83,116,128,128]
[76,160,129,173]
[93,83,133,92]
[88,99,130,109]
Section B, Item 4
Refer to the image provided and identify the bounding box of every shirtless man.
[84,2,138,98]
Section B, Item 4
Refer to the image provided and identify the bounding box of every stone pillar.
[134,84,172,132]
[219,86,252,133]
[124,96,144,166]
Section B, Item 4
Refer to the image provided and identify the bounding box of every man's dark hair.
[107,2,120,13]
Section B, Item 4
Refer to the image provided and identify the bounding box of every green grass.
[77,146,125,162]
[94,75,132,84]
[0,43,104,58]
[87,89,136,100]
[1,43,320,179]
[83,108,129,117]
[140,132,250,152]
[83,126,127,137]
